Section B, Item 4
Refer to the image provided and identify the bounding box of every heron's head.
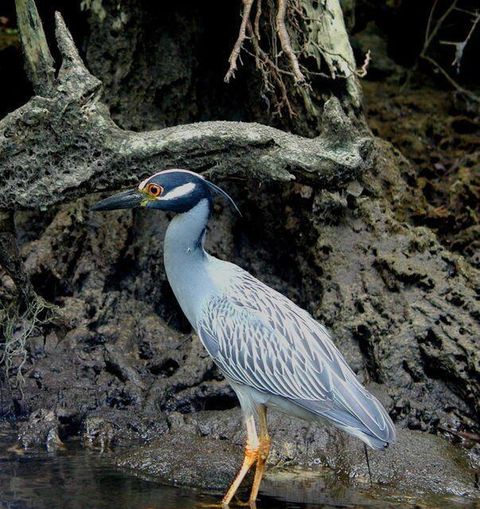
[91,169,240,215]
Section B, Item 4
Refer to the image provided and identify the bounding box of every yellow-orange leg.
[222,415,259,506]
[249,406,270,503]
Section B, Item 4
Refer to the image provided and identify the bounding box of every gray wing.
[197,268,395,449]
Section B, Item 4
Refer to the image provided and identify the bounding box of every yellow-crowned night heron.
[92,169,396,506]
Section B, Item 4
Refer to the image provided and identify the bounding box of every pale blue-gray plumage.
[92,169,395,505]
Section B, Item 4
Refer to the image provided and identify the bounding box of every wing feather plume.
[198,266,396,449]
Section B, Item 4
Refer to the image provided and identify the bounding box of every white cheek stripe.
[138,169,204,190]
[159,182,196,200]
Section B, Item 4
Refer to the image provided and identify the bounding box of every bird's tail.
[320,393,397,450]
[302,375,397,450]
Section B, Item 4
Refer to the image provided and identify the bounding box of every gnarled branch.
[0,8,369,211]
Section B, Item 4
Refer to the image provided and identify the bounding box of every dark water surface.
[0,428,476,509]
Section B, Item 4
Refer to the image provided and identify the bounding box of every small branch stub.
[54,12,102,100]
[15,0,55,95]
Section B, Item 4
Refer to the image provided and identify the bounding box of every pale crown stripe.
[159,182,197,200]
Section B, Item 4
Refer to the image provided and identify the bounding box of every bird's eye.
[146,183,163,197]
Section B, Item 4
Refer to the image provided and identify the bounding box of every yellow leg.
[222,415,259,506]
[249,406,270,503]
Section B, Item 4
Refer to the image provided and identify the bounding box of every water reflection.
[0,427,477,509]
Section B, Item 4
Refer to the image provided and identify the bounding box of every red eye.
[146,183,163,197]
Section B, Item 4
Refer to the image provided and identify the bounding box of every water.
[2,425,198,509]
[0,427,477,509]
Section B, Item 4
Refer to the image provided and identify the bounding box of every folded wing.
[197,267,396,449]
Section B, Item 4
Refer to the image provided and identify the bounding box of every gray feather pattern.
[198,266,396,447]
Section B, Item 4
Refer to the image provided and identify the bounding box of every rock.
[113,408,480,503]
[82,416,114,452]
[17,409,64,451]
[115,431,240,489]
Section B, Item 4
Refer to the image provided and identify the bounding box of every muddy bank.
[5,138,478,430]
[114,408,480,503]
[15,404,479,504]
[364,82,480,267]
[1,423,476,509]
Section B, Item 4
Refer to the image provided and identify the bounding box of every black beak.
[91,189,145,211]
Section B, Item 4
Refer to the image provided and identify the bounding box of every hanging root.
[0,208,59,393]
[245,21,294,116]
[225,0,362,116]
[225,0,255,82]
[275,0,305,83]
[0,292,57,393]
[225,0,307,116]
[225,0,305,85]
[356,50,371,78]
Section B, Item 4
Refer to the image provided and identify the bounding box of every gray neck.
[163,199,213,327]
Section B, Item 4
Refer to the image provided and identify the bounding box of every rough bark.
[0,10,369,211]
[301,0,363,110]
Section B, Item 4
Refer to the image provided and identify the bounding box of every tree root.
[226,0,305,86]
[275,0,305,84]
[225,0,363,115]
[0,2,370,211]
[225,0,255,83]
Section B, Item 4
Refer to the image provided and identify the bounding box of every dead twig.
[421,55,480,104]
[440,10,480,74]
[423,0,458,53]
[419,0,480,104]
[356,50,371,78]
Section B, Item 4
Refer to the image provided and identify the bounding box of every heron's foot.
[206,408,270,508]
[221,445,258,506]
